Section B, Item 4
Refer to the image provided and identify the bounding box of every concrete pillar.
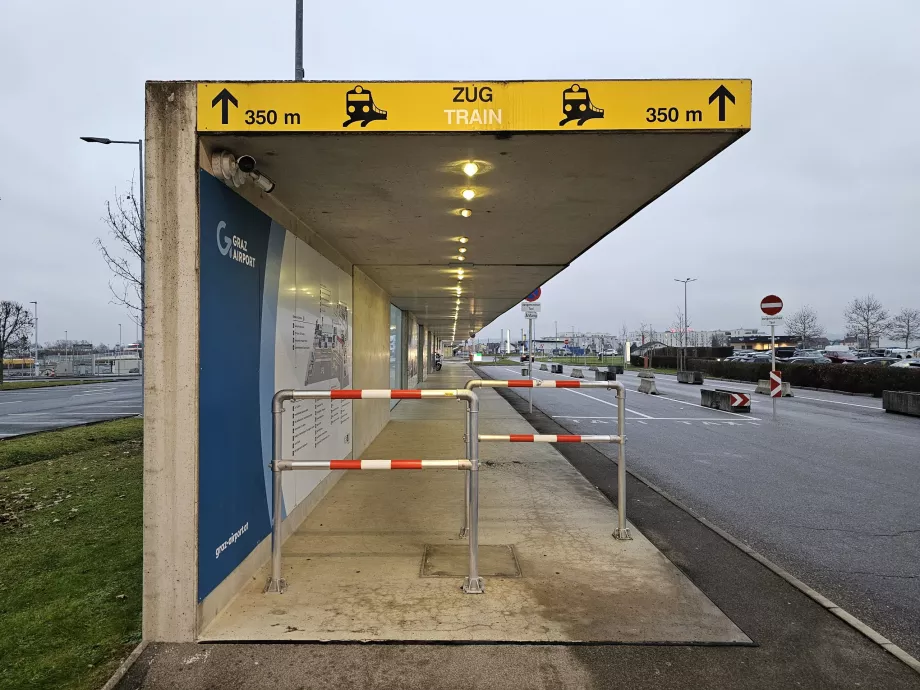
[143,81,200,642]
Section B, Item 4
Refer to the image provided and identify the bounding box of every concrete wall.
[352,268,391,456]
[145,91,402,642]
[144,81,200,642]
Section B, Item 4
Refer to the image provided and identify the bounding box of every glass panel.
[389,305,402,409]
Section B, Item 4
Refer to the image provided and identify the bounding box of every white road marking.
[0,400,24,405]
[637,420,648,425]
[5,413,47,417]
[793,395,882,410]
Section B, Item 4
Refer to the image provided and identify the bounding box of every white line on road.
[0,400,24,405]
[4,413,48,417]
[792,395,882,410]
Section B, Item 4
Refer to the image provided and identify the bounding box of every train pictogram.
[558,84,604,126]
[343,85,388,128]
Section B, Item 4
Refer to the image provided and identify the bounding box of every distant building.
[730,334,799,351]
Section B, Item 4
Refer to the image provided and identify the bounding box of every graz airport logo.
[216,221,256,268]
[559,84,604,126]
[343,85,387,128]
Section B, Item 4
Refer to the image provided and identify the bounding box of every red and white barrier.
[477,379,594,389]
[280,459,471,470]
[328,389,460,399]
[478,434,621,444]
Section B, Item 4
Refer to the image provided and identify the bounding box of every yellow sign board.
[197,80,751,133]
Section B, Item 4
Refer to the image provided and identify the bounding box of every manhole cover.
[421,544,521,578]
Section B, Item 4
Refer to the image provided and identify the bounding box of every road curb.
[100,640,148,690]
[623,467,920,676]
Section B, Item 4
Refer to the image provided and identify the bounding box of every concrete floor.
[201,364,749,644]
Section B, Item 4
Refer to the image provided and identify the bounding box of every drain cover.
[421,544,521,578]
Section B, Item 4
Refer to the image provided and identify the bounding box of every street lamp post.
[674,278,697,372]
[82,136,144,413]
[30,301,37,377]
[119,323,122,352]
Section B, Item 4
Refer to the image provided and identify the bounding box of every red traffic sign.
[525,287,542,302]
[770,370,782,398]
[730,393,751,408]
[760,295,783,316]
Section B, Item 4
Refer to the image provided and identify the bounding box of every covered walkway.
[202,362,747,643]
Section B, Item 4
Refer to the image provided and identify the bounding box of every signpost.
[760,295,784,418]
[522,297,543,412]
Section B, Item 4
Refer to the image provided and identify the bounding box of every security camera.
[237,155,257,173]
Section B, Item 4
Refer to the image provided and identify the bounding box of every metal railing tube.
[460,389,484,593]
[265,390,291,593]
[613,384,632,540]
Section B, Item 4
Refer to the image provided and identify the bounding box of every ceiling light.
[463,162,479,177]
[462,189,476,201]
[460,209,472,218]
[458,247,467,253]
[459,236,469,244]
[456,255,465,261]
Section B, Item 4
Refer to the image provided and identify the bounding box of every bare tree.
[890,308,920,349]
[95,181,143,326]
[0,301,35,384]
[843,295,889,350]
[785,306,826,349]
[638,322,650,344]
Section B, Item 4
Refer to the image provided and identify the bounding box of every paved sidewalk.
[201,363,740,643]
[114,363,920,689]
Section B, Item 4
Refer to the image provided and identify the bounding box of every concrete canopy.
[200,127,745,340]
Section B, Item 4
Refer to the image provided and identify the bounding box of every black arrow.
[708,84,735,122]
[211,88,238,125]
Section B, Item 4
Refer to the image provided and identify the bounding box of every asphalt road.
[0,379,142,437]
[485,363,920,660]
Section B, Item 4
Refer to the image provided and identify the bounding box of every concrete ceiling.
[202,131,743,339]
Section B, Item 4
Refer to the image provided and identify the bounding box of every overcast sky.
[1,1,918,346]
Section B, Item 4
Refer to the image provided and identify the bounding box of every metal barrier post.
[463,389,484,593]
[460,412,470,538]
[613,384,632,540]
[265,391,289,593]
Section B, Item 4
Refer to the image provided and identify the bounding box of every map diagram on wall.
[274,228,353,512]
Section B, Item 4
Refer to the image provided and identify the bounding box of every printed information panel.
[198,170,352,602]
[198,80,751,133]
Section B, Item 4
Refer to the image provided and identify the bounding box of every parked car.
[786,356,832,364]
[857,357,899,367]
[826,351,859,363]
[890,359,920,369]
[601,348,617,356]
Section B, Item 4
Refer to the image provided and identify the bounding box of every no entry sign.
[760,295,783,316]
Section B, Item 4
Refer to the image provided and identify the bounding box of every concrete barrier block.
[637,370,656,379]
[571,368,585,378]
[883,390,920,417]
[608,365,625,375]
[638,378,659,394]
[677,371,704,384]
[594,370,615,381]
[551,364,563,374]
[701,389,750,413]
[540,363,548,371]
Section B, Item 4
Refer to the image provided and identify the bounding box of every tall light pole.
[30,301,37,377]
[82,136,144,412]
[119,323,122,351]
[65,330,68,358]
[294,0,305,80]
[674,278,697,372]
